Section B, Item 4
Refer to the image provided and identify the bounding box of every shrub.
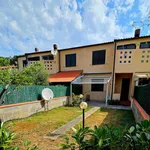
[0,122,40,150]
[60,120,150,150]
[67,93,82,106]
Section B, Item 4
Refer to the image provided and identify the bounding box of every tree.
[0,63,49,104]
[13,63,49,86]
[0,57,10,66]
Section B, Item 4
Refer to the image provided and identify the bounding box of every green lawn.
[5,107,135,150]
[83,108,135,128]
[5,106,91,150]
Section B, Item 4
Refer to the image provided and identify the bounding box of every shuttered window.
[91,84,104,91]
[92,50,106,65]
[117,44,136,50]
[65,54,76,67]
[140,42,150,49]
[28,56,40,61]
[42,55,54,60]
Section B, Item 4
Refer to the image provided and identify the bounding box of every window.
[141,60,144,63]
[142,55,144,58]
[28,56,40,61]
[142,51,145,53]
[146,60,149,63]
[124,56,127,58]
[120,51,123,54]
[124,61,126,63]
[120,56,122,59]
[129,56,131,58]
[23,60,27,67]
[65,53,76,67]
[129,51,132,54]
[140,41,150,49]
[42,55,54,60]
[147,55,149,58]
[120,61,122,63]
[91,84,104,91]
[92,50,106,65]
[117,44,136,50]
[128,60,131,63]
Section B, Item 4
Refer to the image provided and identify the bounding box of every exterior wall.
[18,56,26,71]
[113,73,133,100]
[115,37,150,73]
[130,97,150,122]
[82,74,112,101]
[113,37,150,100]
[0,97,68,122]
[17,52,59,74]
[60,43,114,73]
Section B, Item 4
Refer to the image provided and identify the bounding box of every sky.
[0,0,150,57]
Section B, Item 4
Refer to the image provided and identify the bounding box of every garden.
[1,107,140,150]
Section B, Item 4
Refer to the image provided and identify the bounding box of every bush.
[67,93,82,106]
[60,120,150,150]
[0,122,15,149]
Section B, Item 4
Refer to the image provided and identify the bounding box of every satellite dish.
[42,88,54,101]
[51,50,57,56]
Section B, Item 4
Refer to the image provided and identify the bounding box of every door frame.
[120,78,130,101]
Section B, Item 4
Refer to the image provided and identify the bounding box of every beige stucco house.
[17,33,150,104]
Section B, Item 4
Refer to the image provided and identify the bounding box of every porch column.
[105,83,109,106]
[70,82,72,97]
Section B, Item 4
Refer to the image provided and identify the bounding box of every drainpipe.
[111,40,116,100]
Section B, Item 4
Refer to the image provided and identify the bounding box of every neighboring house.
[17,31,150,104]
[0,65,17,70]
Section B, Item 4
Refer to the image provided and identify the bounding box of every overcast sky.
[0,0,150,57]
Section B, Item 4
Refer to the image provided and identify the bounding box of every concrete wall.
[130,97,150,122]
[0,97,68,122]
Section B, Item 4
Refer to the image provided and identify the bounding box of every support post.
[105,83,109,106]
[70,83,72,105]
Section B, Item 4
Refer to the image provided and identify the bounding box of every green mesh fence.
[0,85,70,105]
[134,84,150,115]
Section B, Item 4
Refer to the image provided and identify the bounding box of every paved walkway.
[45,107,99,140]
[87,101,131,110]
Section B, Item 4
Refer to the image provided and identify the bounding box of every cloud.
[0,0,134,57]
[139,0,150,19]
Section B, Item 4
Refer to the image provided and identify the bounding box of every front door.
[120,78,130,101]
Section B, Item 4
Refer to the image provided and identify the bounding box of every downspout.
[111,40,116,100]
[59,51,61,72]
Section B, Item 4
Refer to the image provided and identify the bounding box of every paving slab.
[45,107,99,140]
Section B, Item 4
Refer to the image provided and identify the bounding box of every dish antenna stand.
[41,88,54,111]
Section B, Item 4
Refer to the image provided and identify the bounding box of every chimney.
[35,47,39,52]
[134,29,140,38]
[53,44,58,50]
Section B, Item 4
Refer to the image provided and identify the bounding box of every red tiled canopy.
[48,71,82,83]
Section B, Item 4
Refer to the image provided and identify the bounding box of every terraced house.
[17,31,150,105]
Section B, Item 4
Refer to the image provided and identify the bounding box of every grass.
[80,107,135,128]
[5,107,135,149]
[5,106,91,150]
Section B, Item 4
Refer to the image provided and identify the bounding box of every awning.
[135,73,150,79]
[72,75,111,84]
[49,71,82,83]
